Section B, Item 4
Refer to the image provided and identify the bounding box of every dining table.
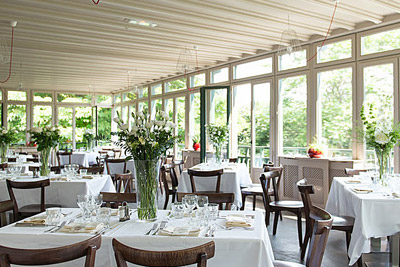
[0,208,274,267]
[0,174,116,208]
[59,151,100,167]
[326,175,400,265]
[178,162,253,208]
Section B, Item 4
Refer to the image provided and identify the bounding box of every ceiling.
[0,0,399,94]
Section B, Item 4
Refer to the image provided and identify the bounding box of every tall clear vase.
[0,144,8,163]
[375,148,391,187]
[215,146,222,163]
[40,147,51,177]
[134,159,160,221]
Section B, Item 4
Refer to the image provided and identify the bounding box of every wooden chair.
[273,206,333,267]
[101,192,136,208]
[229,158,238,163]
[6,179,60,219]
[112,239,215,267]
[50,165,63,174]
[344,168,368,177]
[187,169,223,193]
[260,170,304,247]
[28,166,40,173]
[112,148,122,158]
[27,158,39,163]
[297,179,358,265]
[0,163,7,171]
[241,165,283,211]
[7,158,16,163]
[177,192,235,210]
[57,151,72,166]
[0,200,16,227]
[174,155,188,175]
[105,158,127,177]
[79,166,104,175]
[0,234,101,267]
[160,163,179,209]
[114,173,134,193]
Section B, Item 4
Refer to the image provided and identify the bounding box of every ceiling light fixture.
[0,21,17,84]
[124,18,157,28]
[277,15,301,56]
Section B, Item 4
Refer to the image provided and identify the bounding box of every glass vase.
[0,144,8,163]
[134,159,160,221]
[40,147,51,177]
[375,148,391,187]
[215,146,222,163]
[87,140,94,151]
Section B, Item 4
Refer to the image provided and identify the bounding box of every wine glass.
[93,194,103,210]
[77,194,90,221]
[71,164,80,178]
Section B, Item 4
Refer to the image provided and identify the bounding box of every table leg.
[391,233,399,267]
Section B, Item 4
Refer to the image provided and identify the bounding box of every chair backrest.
[7,158,16,163]
[297,179,314,224]
[228,158,238,163]
[177,192,235,210]
[0,200,16,226]
[114,173,133,193]
[112,239,215,267]
[305,206,333,267]
[112,148,122,158]
[27,158,39,163]
[0,163,7,171]
[187,169,223,193]
[50,166,63,174]
[0,234,101,267]
[79,166,104,175]
[57,151,72,166]
[264,165,283,192]
[105,158,127,176]
[259,170,280,208]
[101,192,136,208]
[6,179,50,213]
[174,156,187,175]
[161,163,179,190]
[262,162,274,170]
[344,168,368,177]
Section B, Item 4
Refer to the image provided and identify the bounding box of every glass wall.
[7,104,26,144]
[33,105,52,127]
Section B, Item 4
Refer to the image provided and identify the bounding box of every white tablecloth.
[0,209,274,267]
[178,163,252,208]
[59,152,99,167]
[326,177,400,265]
[0,175,116,208]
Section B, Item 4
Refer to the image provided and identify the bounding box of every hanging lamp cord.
[0,26,15,84]
[92,0,100,5]
[307,1,338,62]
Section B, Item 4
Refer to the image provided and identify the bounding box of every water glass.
[182,195,197,216]
[196,196,209,209]
[80,169,88,177]
[77,194,90,221]
[171,202,184,219]
[46,207,61,225]
[208,203,219,221]
[97,207,111,226]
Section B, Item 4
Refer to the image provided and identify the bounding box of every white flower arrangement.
[206,124,228,147]
[0,126,16,146]
[28,126,61,151]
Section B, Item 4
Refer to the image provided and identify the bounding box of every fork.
[145,223,158,235]
[153,221,167,235]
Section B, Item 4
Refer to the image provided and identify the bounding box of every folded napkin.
[344,179,361,184]
[50,176,69,181]
[158,226,201,236]
[392,192,400,198]
[60,222,104,233]
[190,167,202,170]
[82,175,94,179]
[223,167,234,170]
[111,209,119,216]
[351,188,373,194]
[225,214,253,228]
[22,215,47,225]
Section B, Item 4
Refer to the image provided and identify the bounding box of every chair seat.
[273,260,305,267]
[270,200,303,209]
[19,204,61,214]
[241,186,263,195]
[332,215,354,229]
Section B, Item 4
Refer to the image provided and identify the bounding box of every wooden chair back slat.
[177,192,235,210]
[57,151,72,166]
[101,192,136,208]
[263,165,283,194]
[187,169,223,193]
[0,200,16,226]
[0,234,101,266]
[112,239,215,267]
[105,158,127,176]
[114,173,133,193]
[79,166,104,175]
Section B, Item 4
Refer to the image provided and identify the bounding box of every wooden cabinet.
[278,156,363,207]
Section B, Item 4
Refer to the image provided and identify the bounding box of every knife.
[153,221,167,235]
[145,223,158,235]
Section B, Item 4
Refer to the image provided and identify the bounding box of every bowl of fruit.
[307,144,324,158]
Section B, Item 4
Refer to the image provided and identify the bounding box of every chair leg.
[241,194,246,211]
[273,211,280,235]
[163,194,169,210]
[252,195,256,211]
[280,212,283,221]
[265,210,270,227]
[345,231,351,252]
[301,227,311,260]
[297,211,303,248]
[171,192,176,203]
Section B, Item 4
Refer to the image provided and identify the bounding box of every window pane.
[210,67,228,83]
[233,84,251,166]
[8,91,26,101]
[234,58,272,79]
[122,92,128,102]
[33,92,52,102]
[97,107,112,146]
[254,83,270,167]
[151,99,162,119]
[189,93,200,143]
[57,93,91,103]
[190,73,205,87]
[7,104,26,144]
[318,68,352,158]
[96,95,112,104]
[33,105,52,127]
[280,75,307,155]
[0,91,2,101]
[164,98,174,120]
[138,87,148,98]
[75,107,93,149]
[138,101,148,112]
[177,96,185,159]
[121,106,129,123]
[58,107,73,150]
[114,94,121,104]
[128,90,137,100]
[278,50,307,71]
[317,39,352,63]
[151,84,162,95]
[209,89,227,125]
[165,78,186,93]
[363,63,394,162]
[361,28,400,55]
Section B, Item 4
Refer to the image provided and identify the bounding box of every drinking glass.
[196,196,209,209]
[171,202,184,219]
[46,207,61,226]
[77,194,90,221]
[80,169,88,177]
[182,195,197,216]
[71,164,80,178]
[208,203,219,221]
[97,207,111,226]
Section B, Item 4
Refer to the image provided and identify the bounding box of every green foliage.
[28,126,61,151]
[7,104,26,144]
[0,127,17,145]
[207,124,228,146]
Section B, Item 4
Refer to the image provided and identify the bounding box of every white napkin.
[60,222,104,233]
[225,214,253,228]
[158,226,201,236]
[351,188,373,194]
